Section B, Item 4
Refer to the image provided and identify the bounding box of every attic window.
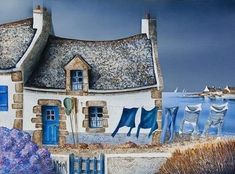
[71,70,83,91]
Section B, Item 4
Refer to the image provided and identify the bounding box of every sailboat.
[174,87,178,93]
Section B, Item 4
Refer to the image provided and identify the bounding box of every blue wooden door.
[42,106,59,145]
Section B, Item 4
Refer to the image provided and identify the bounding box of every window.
[0,86,8,111]
[89,107,103,128]
[71,70,83,90]
[46,110,55,120]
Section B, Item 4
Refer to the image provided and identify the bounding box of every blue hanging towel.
[111,107,139,137]
[136,107,158,138]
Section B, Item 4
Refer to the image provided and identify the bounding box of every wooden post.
[69,153,75,174]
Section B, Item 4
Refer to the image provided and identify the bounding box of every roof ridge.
[0,18,33,28]
[48,33,148,43]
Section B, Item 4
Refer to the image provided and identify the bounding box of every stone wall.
[31,99,68,146]
[11,71,24,130]
[151,88,163,144]
[105,153,170,174]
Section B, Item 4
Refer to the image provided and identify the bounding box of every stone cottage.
[0,6,163,146]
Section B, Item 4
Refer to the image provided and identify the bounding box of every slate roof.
[0,18,36,70]
[26,34,157,90]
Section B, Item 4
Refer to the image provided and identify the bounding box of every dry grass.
[158,140,235,174]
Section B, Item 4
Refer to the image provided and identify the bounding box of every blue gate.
[42,105,59,145]
[69,154,104,174]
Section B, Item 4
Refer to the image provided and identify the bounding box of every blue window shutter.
[0,86,8,111]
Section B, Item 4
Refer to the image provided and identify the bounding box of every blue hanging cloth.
[136,107,158,138]
[111,107,139,137]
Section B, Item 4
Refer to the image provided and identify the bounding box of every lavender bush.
[0,127,55,174]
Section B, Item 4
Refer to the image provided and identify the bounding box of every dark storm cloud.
[1,0,235,91]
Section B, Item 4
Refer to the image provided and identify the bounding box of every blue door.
[42,106,59,145]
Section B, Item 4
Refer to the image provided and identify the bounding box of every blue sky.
[1,0,235,92]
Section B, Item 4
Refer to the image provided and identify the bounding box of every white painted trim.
[0,68,21,74]
[24,84,158,93]
[105,153,171,174]
[24,87,66,93]
[151,41,160,90]
[89,85,158,93]
[15,11,43,68]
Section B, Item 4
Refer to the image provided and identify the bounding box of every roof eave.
[24,84,158,94]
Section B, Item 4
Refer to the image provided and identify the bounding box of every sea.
[163,92,235,135]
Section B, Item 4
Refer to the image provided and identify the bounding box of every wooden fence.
[69,153,104,174]
[51,154,70,174]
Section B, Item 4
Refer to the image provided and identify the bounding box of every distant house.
[0,6,163,146]
[223,86,235,94]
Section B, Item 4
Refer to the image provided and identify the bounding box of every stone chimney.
[33,5,46,29]
[141,13,157,40]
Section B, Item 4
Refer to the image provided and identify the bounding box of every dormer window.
[71,70,83,90]
[64,55,91,95]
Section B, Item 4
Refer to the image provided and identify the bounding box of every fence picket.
[69,153,104,174]
[93,157,97,174]
[78,157,82,173]
[85,158,90,173]
[69,154,75,174]
[99,154,104,174]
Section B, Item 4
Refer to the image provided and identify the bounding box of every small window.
[0,86,8,111]
[46,109,56,120]
[71,70,83,91]
[89,107,103,128]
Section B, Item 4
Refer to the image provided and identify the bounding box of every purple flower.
[0,127,55,173]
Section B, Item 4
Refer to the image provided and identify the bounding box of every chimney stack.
[141,13,157,40]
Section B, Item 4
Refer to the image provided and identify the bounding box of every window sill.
[86,127,105,133]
